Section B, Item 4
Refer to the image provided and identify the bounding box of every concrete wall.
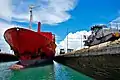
[54,54,120,80]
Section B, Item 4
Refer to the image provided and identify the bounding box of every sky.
[0,0,120,54]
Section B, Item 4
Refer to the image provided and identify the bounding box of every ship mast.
[29,5,34,29]
[29,5,41,29]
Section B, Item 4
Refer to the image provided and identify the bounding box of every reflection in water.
[0,61,93,80]
[53,61,93,80]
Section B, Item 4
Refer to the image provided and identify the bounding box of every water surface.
[0,61,93,80]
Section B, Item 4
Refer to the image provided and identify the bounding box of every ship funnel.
[38,22,41,32]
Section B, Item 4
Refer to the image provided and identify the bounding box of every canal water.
[0,61,93,80]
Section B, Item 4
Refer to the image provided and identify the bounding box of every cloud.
[0,0,12,21]
[32,0,78,24]
[56,30,91,54]
[109,17,120,29]
[0,22,13,53]
[110,17,120,23]
[0,0,78,25]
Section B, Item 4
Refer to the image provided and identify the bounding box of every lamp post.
[67,28,68,53]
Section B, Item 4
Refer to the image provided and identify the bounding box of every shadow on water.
[0,61,93,80]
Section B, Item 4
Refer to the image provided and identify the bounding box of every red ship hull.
[4,26,56,61]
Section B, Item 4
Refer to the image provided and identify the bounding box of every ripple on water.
[0,61,18,80]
